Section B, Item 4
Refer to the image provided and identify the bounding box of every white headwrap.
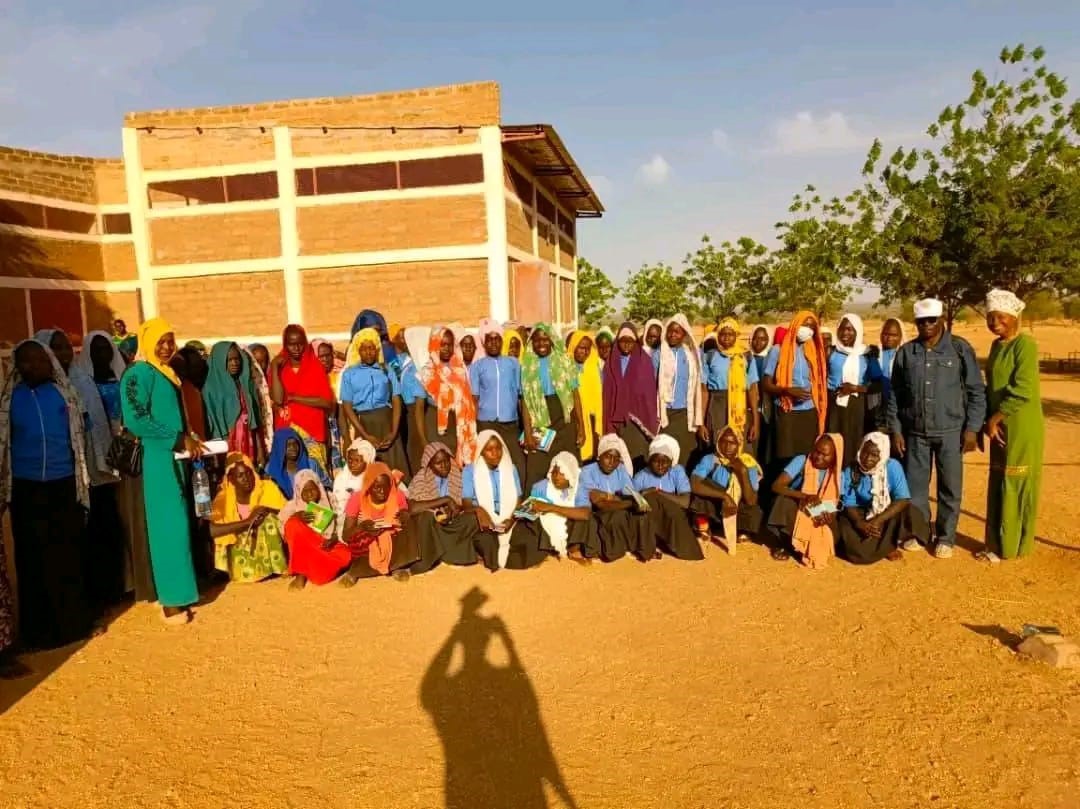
[648,433,681,464]
[833,313,866,408]
[913,298,944,319]
[750,325,773,358]
[540,451,580,557]
[985,288,1025,317]
[657,314,703,429]
[859,432,892,518]
[597,433,633,477]
[472,429,519,568]
[642,318,664,356]
[280,469,336,539]
[332,438,377,521]
[403,326,431,369]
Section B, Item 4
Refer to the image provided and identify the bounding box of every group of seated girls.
[208,419,919,587]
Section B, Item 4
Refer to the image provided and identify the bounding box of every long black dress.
[837,506,928,564]
[643,491,701,560]
[523,395,579,492]
[408,510,481,571]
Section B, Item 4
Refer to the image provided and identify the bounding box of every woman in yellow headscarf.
[121,317,201,624]
[702,317,760,447]
[339,327,410,477]
[209,453,288,582]
[567,330,604,461]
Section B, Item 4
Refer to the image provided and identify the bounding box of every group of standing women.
[0,291,1045,674]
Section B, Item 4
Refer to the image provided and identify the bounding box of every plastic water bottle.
[192,460,212,519]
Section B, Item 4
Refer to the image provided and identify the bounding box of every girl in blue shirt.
[0,339,96,653]
[528,451,596,562]
[633,434,699,560]
[462,431,545,571]
[576,434,649,562]
[340,329,409,478]
[690,426,763,551]
[826,314,883,466]
[837,432,926,564]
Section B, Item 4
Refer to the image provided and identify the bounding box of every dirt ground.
[1,322,1078,809]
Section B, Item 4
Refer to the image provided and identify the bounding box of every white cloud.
[0,2,264,154]
[770,111,868,155]
[636,154,671,186]
[711,127,732,152]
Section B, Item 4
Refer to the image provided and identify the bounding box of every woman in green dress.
[981,289,1044,562]
[121,318,204,623]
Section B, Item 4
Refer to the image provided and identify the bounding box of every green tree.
[623,262,690,322]
[858,44,1080,325]
[575,257,618,328]
[683,235,769,323]
[771,186,857,319]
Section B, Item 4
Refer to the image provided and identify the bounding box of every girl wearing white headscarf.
[657,314,705,468]
[463,430,545,570]
[576,434,649,561]
[280,468,350,588]
[837,432,924,564]
[632,434,699,560]
[332,438,377,523]
[528,451,596,562]
[826,314,883,466]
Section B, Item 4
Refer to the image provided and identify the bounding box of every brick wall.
[0,147,102,205]
[505,198,533,254]
[28,289,82,336]
[156,271,286,337]
[138,130,276,172]
[300,260,490,333]
[102,242,139,280]
[296,196,486,255]
[559,237,575,271]
[104,291,143,331]
[93,162,128,205]
[149,210,281,264]
[0,234,104,281]
[291,129,478,159]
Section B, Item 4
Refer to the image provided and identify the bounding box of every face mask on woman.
[796,325,814,344]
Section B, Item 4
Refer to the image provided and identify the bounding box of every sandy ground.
[1,324,1079,809]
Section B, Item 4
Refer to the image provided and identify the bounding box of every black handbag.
[106,430,143,478]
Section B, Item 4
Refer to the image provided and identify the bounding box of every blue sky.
[2,0,1079,288]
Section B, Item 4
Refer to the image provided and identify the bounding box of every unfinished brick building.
[0,81,602,352]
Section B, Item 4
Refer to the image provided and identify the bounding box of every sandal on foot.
[338,573,359,588]
[288,575,308,591]
[770,547,791,562]
[392,569,411,582]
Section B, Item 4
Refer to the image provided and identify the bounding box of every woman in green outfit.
[981,289,1044,562]
[121,318,204,623]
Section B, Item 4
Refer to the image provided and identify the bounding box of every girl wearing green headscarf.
[519,323,586,491]
[203,341,266,467]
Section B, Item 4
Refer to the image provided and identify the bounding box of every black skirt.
[773,407,820,460]
[475,520,547,571]
[826,391,865,467]
[591,509,649,562]
[408,509,480,570]
[534,516,600,558]
[478,420,527,484]
[643,492,702,560]
[85,484,127,611]
[357,406,410,477]
[837,505,929,565]
[405,402,424,476]
[524,394,579,492]
[11,477,93,650]
[423,406,459,462]
[344,525,422,578]
[690,494,763,538]
[615,420,653,473]
[663,408,699,470]
[766,494,839,553]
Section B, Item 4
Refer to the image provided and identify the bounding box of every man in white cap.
[886,297,986,558]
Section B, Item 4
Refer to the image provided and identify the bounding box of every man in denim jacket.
[886,298,986,558]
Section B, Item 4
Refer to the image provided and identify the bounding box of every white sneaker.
[934,543,954,559]
[901,539,922,552]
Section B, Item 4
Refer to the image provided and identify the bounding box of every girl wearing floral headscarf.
[417,326,477,466]
[519,323,585,491]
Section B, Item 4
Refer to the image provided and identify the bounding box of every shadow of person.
[421,587,578,809]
